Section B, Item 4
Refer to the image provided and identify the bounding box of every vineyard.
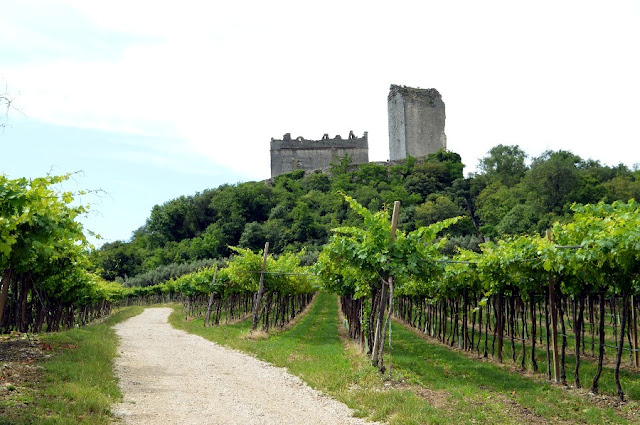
[0,174,318,335]
[316,195,640,401]
[2,170,640,423]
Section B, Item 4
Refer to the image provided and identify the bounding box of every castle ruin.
[269,85,446,177]
[388,85,446,160]
[270,132,369,178]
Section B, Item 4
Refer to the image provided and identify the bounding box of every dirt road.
[113,308,375,424]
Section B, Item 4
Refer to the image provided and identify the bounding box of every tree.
[525,150,582,214]
[0,85,16,129]
[1,174,120,332]
[94,241,143,280]
[426,149,465,185]
[415,194,465,227]
[478,144,528,187]
[475,181,521,237]
[239,222,266,251]
[603,176,640,202]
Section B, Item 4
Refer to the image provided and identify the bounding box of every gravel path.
[113,308,376,425]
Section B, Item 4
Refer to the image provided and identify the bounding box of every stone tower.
[388,85,446,160]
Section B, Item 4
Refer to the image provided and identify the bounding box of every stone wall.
[388,85,446,160]
[270,132,369,177]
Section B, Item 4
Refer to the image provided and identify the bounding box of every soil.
[0,334,49,419]
[113,308,377,424]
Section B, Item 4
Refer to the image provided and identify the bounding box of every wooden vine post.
[546,229,561,383]
[372,201,400,372]
[372,286,387,366]
[383,201,401,375]
[251,242,269,332]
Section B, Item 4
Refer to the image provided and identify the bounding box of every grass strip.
[414,312,640,400]
[0,306,144,425]
[172,291,639,424]
[389,321,639,424]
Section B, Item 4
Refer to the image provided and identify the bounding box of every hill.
[93,145,640,284]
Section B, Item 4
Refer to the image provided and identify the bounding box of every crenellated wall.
[270,132,369,178]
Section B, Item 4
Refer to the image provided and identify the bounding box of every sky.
[1,0,639,245]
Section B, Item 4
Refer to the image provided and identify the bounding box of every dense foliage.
[0,174,123,332]
[119,246,316,331]
[119,258,221,287]
[315,194,461,371]
[94,146,640,284]
[319,195,640,400]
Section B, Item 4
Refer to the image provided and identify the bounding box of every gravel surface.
[113,308,376,425]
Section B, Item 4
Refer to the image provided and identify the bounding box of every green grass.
[172,292,638,424]
[408,306,640,402]
[419,314,640,401]
[0,306,145,425]
[487,330,640,401]
[6,293,632,424]
[169,292,435,424]
[390,322,637,424]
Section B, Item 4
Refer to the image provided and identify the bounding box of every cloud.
[3,0,640,181]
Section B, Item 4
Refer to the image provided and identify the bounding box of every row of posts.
[546,229,640,381]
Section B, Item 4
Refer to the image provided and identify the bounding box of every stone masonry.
[270,132,369,178]
[388,85,446,160]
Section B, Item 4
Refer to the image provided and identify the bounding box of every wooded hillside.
[93,146,640,285]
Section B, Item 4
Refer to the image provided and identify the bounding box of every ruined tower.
[388,85,446,160]
[270,132,369,178]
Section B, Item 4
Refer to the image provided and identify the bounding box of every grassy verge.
[389,321,638,424]
[414,317,640,401]
[171,291,638,424]
[0,306,144,425]
[407,308,640,400]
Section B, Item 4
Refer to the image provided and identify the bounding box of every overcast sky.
[1,0,639,244]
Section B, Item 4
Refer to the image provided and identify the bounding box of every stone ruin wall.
[270,132,369,178]
[388,85,446,160]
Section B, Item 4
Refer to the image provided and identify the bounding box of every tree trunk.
[251,242,269,331]
[484,299,490,358]
[203,268,218,327]
[574,295,585,388]
[497,293,504,363]
[0,268,13,329]
[615,293,629,401]
[559,295,567,386]
[531,296,538,372]
[589,296,595,356]
[476,303,482,354]
[520,299,526,370]
[545,292,551,380]
[379,277,395,373]
[262,292,273,331]
[463,291,469,350]
[591,292,606,394]
[510,296,516,363]
[367,287,379,356]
